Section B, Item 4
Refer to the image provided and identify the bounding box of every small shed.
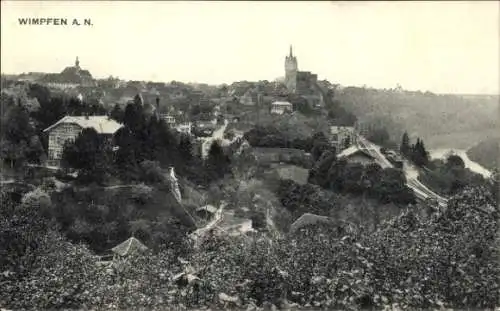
[289,213,335,234]
[111,237,148,257]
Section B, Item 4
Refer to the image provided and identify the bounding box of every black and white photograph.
[1,1,499,310]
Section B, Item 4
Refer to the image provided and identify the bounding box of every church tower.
[284,45,298,92]
[75,56,80,68]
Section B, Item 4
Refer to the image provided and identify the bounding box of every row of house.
[43,115,382,171]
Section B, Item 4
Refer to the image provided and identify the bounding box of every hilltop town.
[1,46,498,310]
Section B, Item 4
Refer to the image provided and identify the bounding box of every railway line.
[356,135,448,207]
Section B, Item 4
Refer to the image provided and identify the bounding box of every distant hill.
[334,86,499,149]
[466,137,499,171]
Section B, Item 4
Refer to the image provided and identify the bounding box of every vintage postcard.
[1,1,499,310]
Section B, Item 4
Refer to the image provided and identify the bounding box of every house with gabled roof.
[337,145,377,166]
[43,115,123,165]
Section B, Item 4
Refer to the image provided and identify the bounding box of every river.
[428,148,492,178]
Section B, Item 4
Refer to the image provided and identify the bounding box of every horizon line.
[1,71,499,97]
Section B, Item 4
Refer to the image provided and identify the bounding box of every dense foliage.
[309,153,416,206]
[400,132,430,167]
[334,86,498,148]
[62,128,114,184]
[2,80,499,311]
[0,104,44,168]
[466,136,499,171]
[1,185,497,310]
[419,154,486,196]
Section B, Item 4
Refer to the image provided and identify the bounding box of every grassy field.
[272,164,310,185]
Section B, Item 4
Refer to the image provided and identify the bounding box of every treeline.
[0,83,107,170]
[244,127,332,161]
[466,137,499,171]
[309,150,416,206]
[400,131,430,167]
[419,154,487,196]
[334,86,498,145]
[62,95,231,187]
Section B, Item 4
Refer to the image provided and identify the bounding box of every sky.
[1,1,499,94]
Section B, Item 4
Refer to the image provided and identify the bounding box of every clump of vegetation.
[419,154,486,196]
[1,185,497,310]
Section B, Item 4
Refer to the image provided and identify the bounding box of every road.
[200,120,229,159]
[200,119,246,158]
[356,135,448,207]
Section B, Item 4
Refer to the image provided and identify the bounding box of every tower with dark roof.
[284,45,298,92]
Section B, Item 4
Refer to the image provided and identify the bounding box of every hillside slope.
[334,87,498,148]
[466,137,499,171]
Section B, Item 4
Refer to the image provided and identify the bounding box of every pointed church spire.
[289,45,293,57]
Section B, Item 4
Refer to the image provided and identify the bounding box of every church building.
[284,46,323,107]
[284,45,298,92]
[41,57,96,89]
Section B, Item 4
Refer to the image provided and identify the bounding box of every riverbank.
[429,148,492,178]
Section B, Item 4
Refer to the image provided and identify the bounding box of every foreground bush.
[1,186,498,310]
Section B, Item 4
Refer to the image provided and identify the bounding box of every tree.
[291,96,313,116]
[67,97,85,116]
[410,137,429,167]
[32,96,67,132]
[367,127,390,147]
[400,132,410,156]
[308,150,336,187]
[310,131,330,161]
[109,104,124,123]
[123,100,146,133]
[342,136,351,150]
[0,105,43,168]
[373,168,415,204]
[27,83,51,109]
[114,128,140,181]
[446,154,465,170]
[61,128,112,184]
[205,140,231,183]
[178,134,194,164]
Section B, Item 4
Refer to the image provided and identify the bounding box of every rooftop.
[271,101,293,106]
[43,115,123,134]
[111,237,148,257]
[337,145,375,159]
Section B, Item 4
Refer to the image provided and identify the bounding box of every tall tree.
[205,140,231,183]
[400,132,410,156]
[33,96,67,132]
[418,138,429,166]
[61,128,112,184]
[114,131,140,181]
[109,104,124,123]
[410,137,429,167]
[123,101,145,133]
[310,131,330,161]
[0,105,43,168]
[342,136,351,150]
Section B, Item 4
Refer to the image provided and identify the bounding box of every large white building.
[43,116,122,165]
